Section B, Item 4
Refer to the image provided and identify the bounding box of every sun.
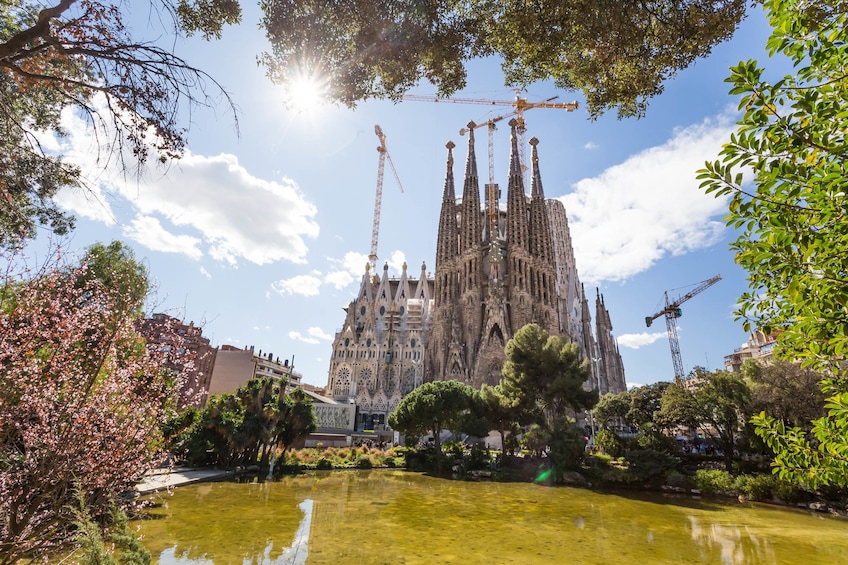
[285,71,329,114]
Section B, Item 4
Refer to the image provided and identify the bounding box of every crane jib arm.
[645,274,722,327]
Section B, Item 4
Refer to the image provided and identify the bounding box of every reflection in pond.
[137,470,848,565]
[279,500,312,565]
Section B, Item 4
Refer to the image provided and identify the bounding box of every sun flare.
[285,71,328,114]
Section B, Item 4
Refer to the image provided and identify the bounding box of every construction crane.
[404,91,578,186]
[370,125,404,271]
[645,274,722,380]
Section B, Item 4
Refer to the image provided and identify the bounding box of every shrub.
[356,457,374,469]
[443,440,466,459]
[548,421,588,477]
[635,423,679,455]
[624,449,679,485]
[694,469,733,494]
[466,443,492,471]
[734,474,776,501]
[316,457,333,470]
[666,471,692,490]
[773,479,807,504]
[595,429,624,458]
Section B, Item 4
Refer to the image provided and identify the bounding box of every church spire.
[436,141,458,266]
[460,122,482,252]
[506,119,529,252]
[530,137,544,199]
[528,137,554,263]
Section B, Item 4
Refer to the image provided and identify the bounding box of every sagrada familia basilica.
[325,121,626,431]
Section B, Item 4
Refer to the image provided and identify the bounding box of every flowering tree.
[0,243,181,562]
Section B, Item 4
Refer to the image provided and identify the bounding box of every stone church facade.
[427,120,626,393]
[326,121,626,427]
[325,261,433,431]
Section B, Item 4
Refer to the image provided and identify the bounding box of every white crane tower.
[370,125,404,271]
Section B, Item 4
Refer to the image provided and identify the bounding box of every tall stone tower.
[596,290,627,393]
[428,121,571,388]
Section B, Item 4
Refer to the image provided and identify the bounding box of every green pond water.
[137,470,848,565]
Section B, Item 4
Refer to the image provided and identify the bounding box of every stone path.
[136,467,234,495]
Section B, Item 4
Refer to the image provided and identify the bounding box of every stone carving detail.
[314,404,353,429]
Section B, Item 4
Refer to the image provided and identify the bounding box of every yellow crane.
[645,274,722,380]
[403,91,578,186]
[370,125,404,271]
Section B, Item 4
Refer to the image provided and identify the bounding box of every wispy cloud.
[270,274,323,297]
[49,100,319,266]
[324,270,354,289]
[199,266,212,280]
[617,332,668,349]
[122,215,203,260]
[307,327,334,341]
[558,112,736,284]
[289,326,335,345]
[288,331,320,344]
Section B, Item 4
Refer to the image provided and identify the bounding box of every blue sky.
[34,4,789,388]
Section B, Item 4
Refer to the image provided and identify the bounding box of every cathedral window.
[380,306,386,316]
[360,306,366,315]
[335,367,351,396]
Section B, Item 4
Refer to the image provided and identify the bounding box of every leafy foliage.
[259,0,746,119]
[501,323,597,427]
[388,379,478,453]
[743,360,826,429]
[693,469,734,494]
[0,243,178,562]
[478,383,521,455]
[698,0,848,487]
[623,449,679,485]
[0,1,238,246]
[172,377,316,469]
[698,0,848,370]
[658,371,750,471]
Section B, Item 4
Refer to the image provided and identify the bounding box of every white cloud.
[584,141,599,150]
[122,215,203,260]
[122,153,319,265]
[559,112,736,284]
[386,250,407,273]
[48,100,319,266]
[324,270,354,289]
[270,274,322,297]
[199,266,212,279]
[341,251,370,274]
[307,327,334,341]
[617,332,668,349]
[289,327,334,344]
[288,330,319,344]
[324,250,370,289]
